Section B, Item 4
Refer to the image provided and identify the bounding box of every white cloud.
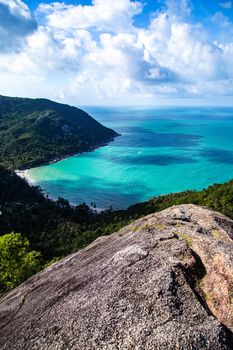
[220,2,232,9]
[0,0,233,105]
[164,0,192,18]
[37,0,143,32]
[139,13,228,83]
[210,12,233,44]
[0,0,37,52]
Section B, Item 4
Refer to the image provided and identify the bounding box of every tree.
[0,232,41,293]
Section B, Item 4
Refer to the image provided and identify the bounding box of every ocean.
[26,106,233,209]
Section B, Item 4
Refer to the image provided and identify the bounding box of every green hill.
[0,95,118,169]
[1,160,233,294]
[1,163,233,264]
[1,95,233,295]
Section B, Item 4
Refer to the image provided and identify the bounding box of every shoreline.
[15,169,37,186]
[17,134,120,171]
[15,135,120,211]
[15,169,106,212]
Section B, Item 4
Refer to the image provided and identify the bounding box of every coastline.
[16,134,120,171]
[15,168,107,212]
[46,135,120,167]
[15,169,37,186]
[14,134,120,210]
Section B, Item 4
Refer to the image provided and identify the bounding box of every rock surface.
[0,204,233,349]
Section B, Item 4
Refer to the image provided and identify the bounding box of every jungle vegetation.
[1,163,233,293]
[1,95,233,293]
[0,95,118,170]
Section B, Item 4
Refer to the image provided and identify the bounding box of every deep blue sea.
[26,107,233,209]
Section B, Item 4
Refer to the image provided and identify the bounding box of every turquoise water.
[27,107,233,209]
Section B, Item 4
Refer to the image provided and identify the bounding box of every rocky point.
[0,204,233,349]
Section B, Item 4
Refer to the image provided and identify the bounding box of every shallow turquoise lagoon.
[27,107,233,209]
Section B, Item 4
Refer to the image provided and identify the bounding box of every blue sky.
[24,0,233,27]
[0,0,233,106]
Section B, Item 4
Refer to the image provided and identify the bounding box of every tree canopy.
[0,95,117,170]
[0,232,41,293]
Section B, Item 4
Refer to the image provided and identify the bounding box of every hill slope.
[0,95,118,169]
[0,165,98,260]
[0,205,232,349]
[1,163,233,263]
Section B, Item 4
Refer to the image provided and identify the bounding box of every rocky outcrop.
[0,204,233,349]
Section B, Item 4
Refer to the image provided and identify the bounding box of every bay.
[26,107,233,209]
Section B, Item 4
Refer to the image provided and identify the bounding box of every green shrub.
[0,232,41,293]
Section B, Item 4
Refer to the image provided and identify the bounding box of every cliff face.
[0,204,233,349]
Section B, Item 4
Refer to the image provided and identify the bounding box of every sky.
[0,0,233,106]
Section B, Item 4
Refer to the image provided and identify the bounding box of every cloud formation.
[0,0,37,52]
[220,2,232,9]
[0,0,233,105]
[37,0,143,32]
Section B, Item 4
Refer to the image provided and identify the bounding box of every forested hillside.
[0,95,118,169]
[1,96,233,294]
[1,164,233,264]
